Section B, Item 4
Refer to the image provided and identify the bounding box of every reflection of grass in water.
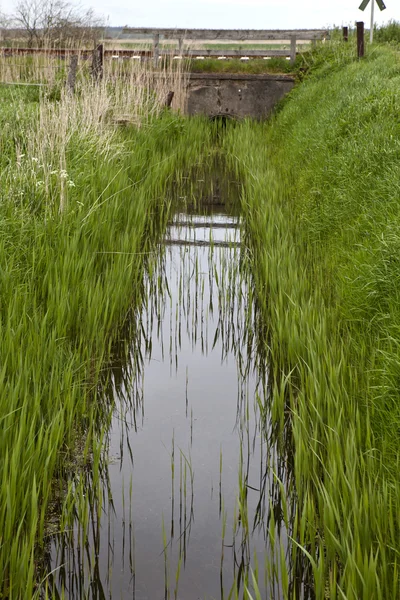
[163,439,195,598]
[162,515,170,600]
[163,202,295,597]
[148,185,280,598]
[40,145,294,598]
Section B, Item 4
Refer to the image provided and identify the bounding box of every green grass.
[0,85,213,598]
[223,44,400,598]
[188,40,354,76]
[203,43,292,50]
[375,20,400,44]
[189,57,301,75]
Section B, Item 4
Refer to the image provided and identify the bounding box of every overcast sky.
[1,0,399,29]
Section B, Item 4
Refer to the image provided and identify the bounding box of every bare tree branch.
[11,0,105,47]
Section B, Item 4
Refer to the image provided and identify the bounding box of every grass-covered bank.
[0,82,213,598]
[225,46,400,598]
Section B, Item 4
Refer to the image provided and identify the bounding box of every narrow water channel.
[46,187,299,599]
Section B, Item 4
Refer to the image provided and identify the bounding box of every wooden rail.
[0,25,329,67]
[0,47,288,58]
[121,27,329,65]
[0,47,94,58]
[177,49,290,58]
[121,28,329,41]
[0,45,315,64]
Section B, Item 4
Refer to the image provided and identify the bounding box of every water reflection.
[45,204,302,599]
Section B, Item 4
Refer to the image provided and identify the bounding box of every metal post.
[290,35,297,65]
[370,0,375,43]
[357,21,365,58]
[153,33,160,67]
[343,26,349,42]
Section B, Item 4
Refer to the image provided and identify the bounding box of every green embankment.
[225,45,400,598]
[0,86,212,598]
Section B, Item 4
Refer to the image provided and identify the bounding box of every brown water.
[46,204,300,599]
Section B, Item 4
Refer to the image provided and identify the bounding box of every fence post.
[356,22,365,58]
[67,54,78,93]
[290,35,297,65]
[91,43,103,80]
[153,33,160,67]
[165,90,174,108]
[343,26,349,42]
[178,37,183,55]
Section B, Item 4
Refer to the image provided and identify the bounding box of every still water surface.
[48,204,293,599]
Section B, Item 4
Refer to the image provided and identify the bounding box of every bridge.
[120,28,328,119]
[0,28,329,119]
[121,27,329,64]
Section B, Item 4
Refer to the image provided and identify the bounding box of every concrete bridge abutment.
[186,73,295,120]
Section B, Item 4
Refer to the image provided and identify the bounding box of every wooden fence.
[0,27,333,87]
[121,27,330,64]
[0,28,330,73]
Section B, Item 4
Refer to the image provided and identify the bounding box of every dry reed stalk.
[11,53,188,214]
[0,40,90,85]
[105,51,189,119]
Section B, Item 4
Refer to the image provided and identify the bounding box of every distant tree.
[0,10,11,29]
[0,11,9,43]
[12,0,104,47]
